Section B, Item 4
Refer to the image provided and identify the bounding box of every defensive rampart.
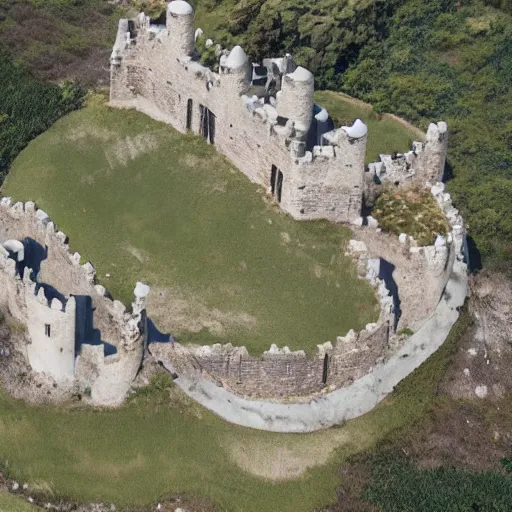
[149,182,465,402]
[150,266,393,400]
[368,122,448,186]
[110,5,371,224]
[0,198,148,406]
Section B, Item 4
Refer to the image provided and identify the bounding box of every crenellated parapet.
[0,197,149,405]
[108,1,368,224]
[367,122,448,188]
[149,243,394,400]
[350,180,466,332]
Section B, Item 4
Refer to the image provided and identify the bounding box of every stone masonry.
[150,182,465,401]
[0,1,458,412]
[112,3,385,224]
[0,198,149,406]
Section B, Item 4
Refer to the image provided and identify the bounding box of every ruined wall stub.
[367,122,448,190]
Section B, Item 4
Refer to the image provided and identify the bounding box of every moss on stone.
[373,188,450,246]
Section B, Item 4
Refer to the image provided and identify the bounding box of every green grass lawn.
[1,95,378,354]
[0,309,470,512]
[314,91,422,163]
[0,491,37,512]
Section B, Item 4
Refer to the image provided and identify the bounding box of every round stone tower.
[167,0,195,57]
[220,45,251,94]
[276,66,315,137]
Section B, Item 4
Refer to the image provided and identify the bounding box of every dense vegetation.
[361,453,512,512]
[373,188,450,246]
[362,456,512,511]
[0,0,124,83]
[341,0,512,271]
[0,53,84,182]
[192,0,512,272]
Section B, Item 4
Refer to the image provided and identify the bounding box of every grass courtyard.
[1,94,383,354]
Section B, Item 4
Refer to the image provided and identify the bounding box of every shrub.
[362,455,512,511]
[128,372,174,404]
[0,52,85,183]
[195,34,219,71]
[5,315,26,334]
[372,187,450,246]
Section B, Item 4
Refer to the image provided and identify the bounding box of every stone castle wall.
[149,182,463,401]
[367,122,448,191]
[149,250,394,400]
[354,182,465,332]
[0,2,456,409]
[0,198,148,406]
[109,6,367,224]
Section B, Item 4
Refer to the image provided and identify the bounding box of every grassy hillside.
[0,491,38,512]
[0,0,126,84]
[2,95,378,354]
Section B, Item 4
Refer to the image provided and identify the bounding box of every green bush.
[195,34,219,71]
[128,372,174,404]
[373,188,450,246]
[0,52,84,183]
[362,456,512,511]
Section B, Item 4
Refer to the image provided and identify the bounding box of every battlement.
[150,247,394,400]
[109,1,369,223]
[350,181,465,332]
[367,122,448,187]
[0,197,149,404]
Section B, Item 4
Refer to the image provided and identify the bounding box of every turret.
[167,0,195,57]
[276,66,315,138]
[220,45,252,94]
[421,122,448,183]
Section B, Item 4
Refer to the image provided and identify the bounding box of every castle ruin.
[109,0,448,223]
[0,1,467,426]
[0,198,148,406]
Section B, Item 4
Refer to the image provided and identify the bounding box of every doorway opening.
[270,165,283,203]
[186,99,193,130]
[199,104,216,144]
[322,354,329,384]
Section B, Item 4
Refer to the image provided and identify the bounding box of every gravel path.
[161,260,468,432]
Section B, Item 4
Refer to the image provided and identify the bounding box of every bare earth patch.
[80,174,95,186]
[441,272,512,401]
[148,287,257,336]
[105,133,160,169]
[227,430,350,481]
[123,243,150,264]
[66,125,117,143]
